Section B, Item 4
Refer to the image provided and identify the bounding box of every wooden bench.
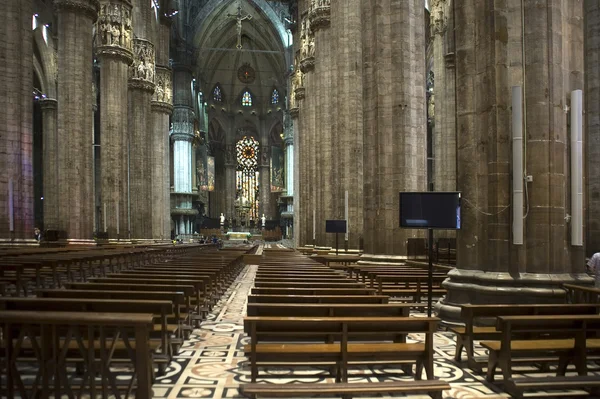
[247,303,414,318]
[449,303,600,371]
[247,294,389,304]
[239,380,450,399]
[244,316,439,383]
[251,287,376,296]
[479,314,600,397]
[564,283,600,304]
[0,310,153,398]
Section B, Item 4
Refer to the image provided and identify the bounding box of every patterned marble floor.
[152,264,600,399]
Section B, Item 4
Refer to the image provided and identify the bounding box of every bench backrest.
[247,303,411,318]
[247,294,389,304]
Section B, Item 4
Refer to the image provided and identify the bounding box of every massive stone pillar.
[361,0,427,256]
[0,0,33,241]
[170,63,197,234]
[151,65,173,239]
[586,0,600,254]
[332,0,363,249]
[430,0,456,193]
[438,0,590,322]
[307,2,334,247]
[41,98,58,231]
[55,0,99,240]
[128,38,155,239]
[290,81,302,246]
[259,117,271,219]
[97,0,133,240]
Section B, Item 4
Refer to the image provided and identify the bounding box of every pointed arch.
[271,87,280,105]
[241,88,254,107]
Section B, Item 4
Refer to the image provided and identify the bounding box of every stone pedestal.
[97,0,133,239]
[128,38,155,239]
[437,0,591,323]
[55,0,99,240]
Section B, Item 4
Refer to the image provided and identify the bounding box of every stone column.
[151,66,173,239]
[97,0,133,240]
[55,0,99,240]
[0,0,33,240]
[308,2,334,247]
[41,98,58,230]
[170,63,197,232]
[332,0,363,249]
[586,0,600,254]
[285,136,294,197]
[437,0,590,322]
[361,0,427,255]
[290,90,301,246]
[128,38,155,239]
[430,0,456,193]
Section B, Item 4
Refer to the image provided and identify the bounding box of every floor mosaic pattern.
[152,264,600,399]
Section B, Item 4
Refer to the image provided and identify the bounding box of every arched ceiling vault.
[189,0,287,113]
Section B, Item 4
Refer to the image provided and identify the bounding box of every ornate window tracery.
[271,88,279,104]
[213,84,222,102]
[242,91,252,107]
[236,136,260,220]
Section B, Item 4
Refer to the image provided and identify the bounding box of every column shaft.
[41,99,58,230]
[0,0,33,239]
[585,0,600,254]
[56,0,99,240]
[361,0,427,255]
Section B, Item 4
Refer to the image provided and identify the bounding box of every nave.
[152,249,600,399]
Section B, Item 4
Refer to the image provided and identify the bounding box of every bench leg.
[454,335,465,362]
[429,391,443,399]
[415,360,423,380]
[485,351,498,383]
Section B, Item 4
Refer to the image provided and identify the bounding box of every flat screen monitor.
[326,220,347,234]
[399,192,461,230]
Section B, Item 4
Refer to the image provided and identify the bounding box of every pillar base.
[435,268,594,324]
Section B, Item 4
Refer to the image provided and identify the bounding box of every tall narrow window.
[271,89,279,104]
[236,136,260,220]
[242,91,252,107]
[213,85,222,102]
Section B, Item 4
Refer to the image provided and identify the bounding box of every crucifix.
[228,2,252,50]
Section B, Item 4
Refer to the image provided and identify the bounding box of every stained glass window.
[242,91,252,107]
[271,89,279,104]
[236,136,260,220]
[213,85,222,102]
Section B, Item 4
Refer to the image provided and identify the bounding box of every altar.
[226,232,252,241]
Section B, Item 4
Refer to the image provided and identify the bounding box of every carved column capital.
[40,98,58,111]
[171,106,194,138]
[151,66,174,114]
[96,0,133,62]
[308,0,330,31]
[129,39,156,92]
[55,0,100,21]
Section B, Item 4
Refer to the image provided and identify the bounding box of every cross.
[227,1,252,50]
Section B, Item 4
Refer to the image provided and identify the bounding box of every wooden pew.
[251,287,376,295]
[247,294,389,304]
[239,380,450,399]
[253,281,366,289]
[247,303,413,318]
[480,315,600,397]
[449,303,600,371]
[243,316,439,385]
[375,275,446,302]
[564,283,600,304]
[0,297,173,371]
[0,310,153,398]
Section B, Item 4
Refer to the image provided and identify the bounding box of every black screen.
[399,192,461,230]
[325,220,347,233]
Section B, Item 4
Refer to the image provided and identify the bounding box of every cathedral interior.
[1,0,600,398]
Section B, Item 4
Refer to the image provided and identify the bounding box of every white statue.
[261,214,266,228]
[220,213,225,225]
